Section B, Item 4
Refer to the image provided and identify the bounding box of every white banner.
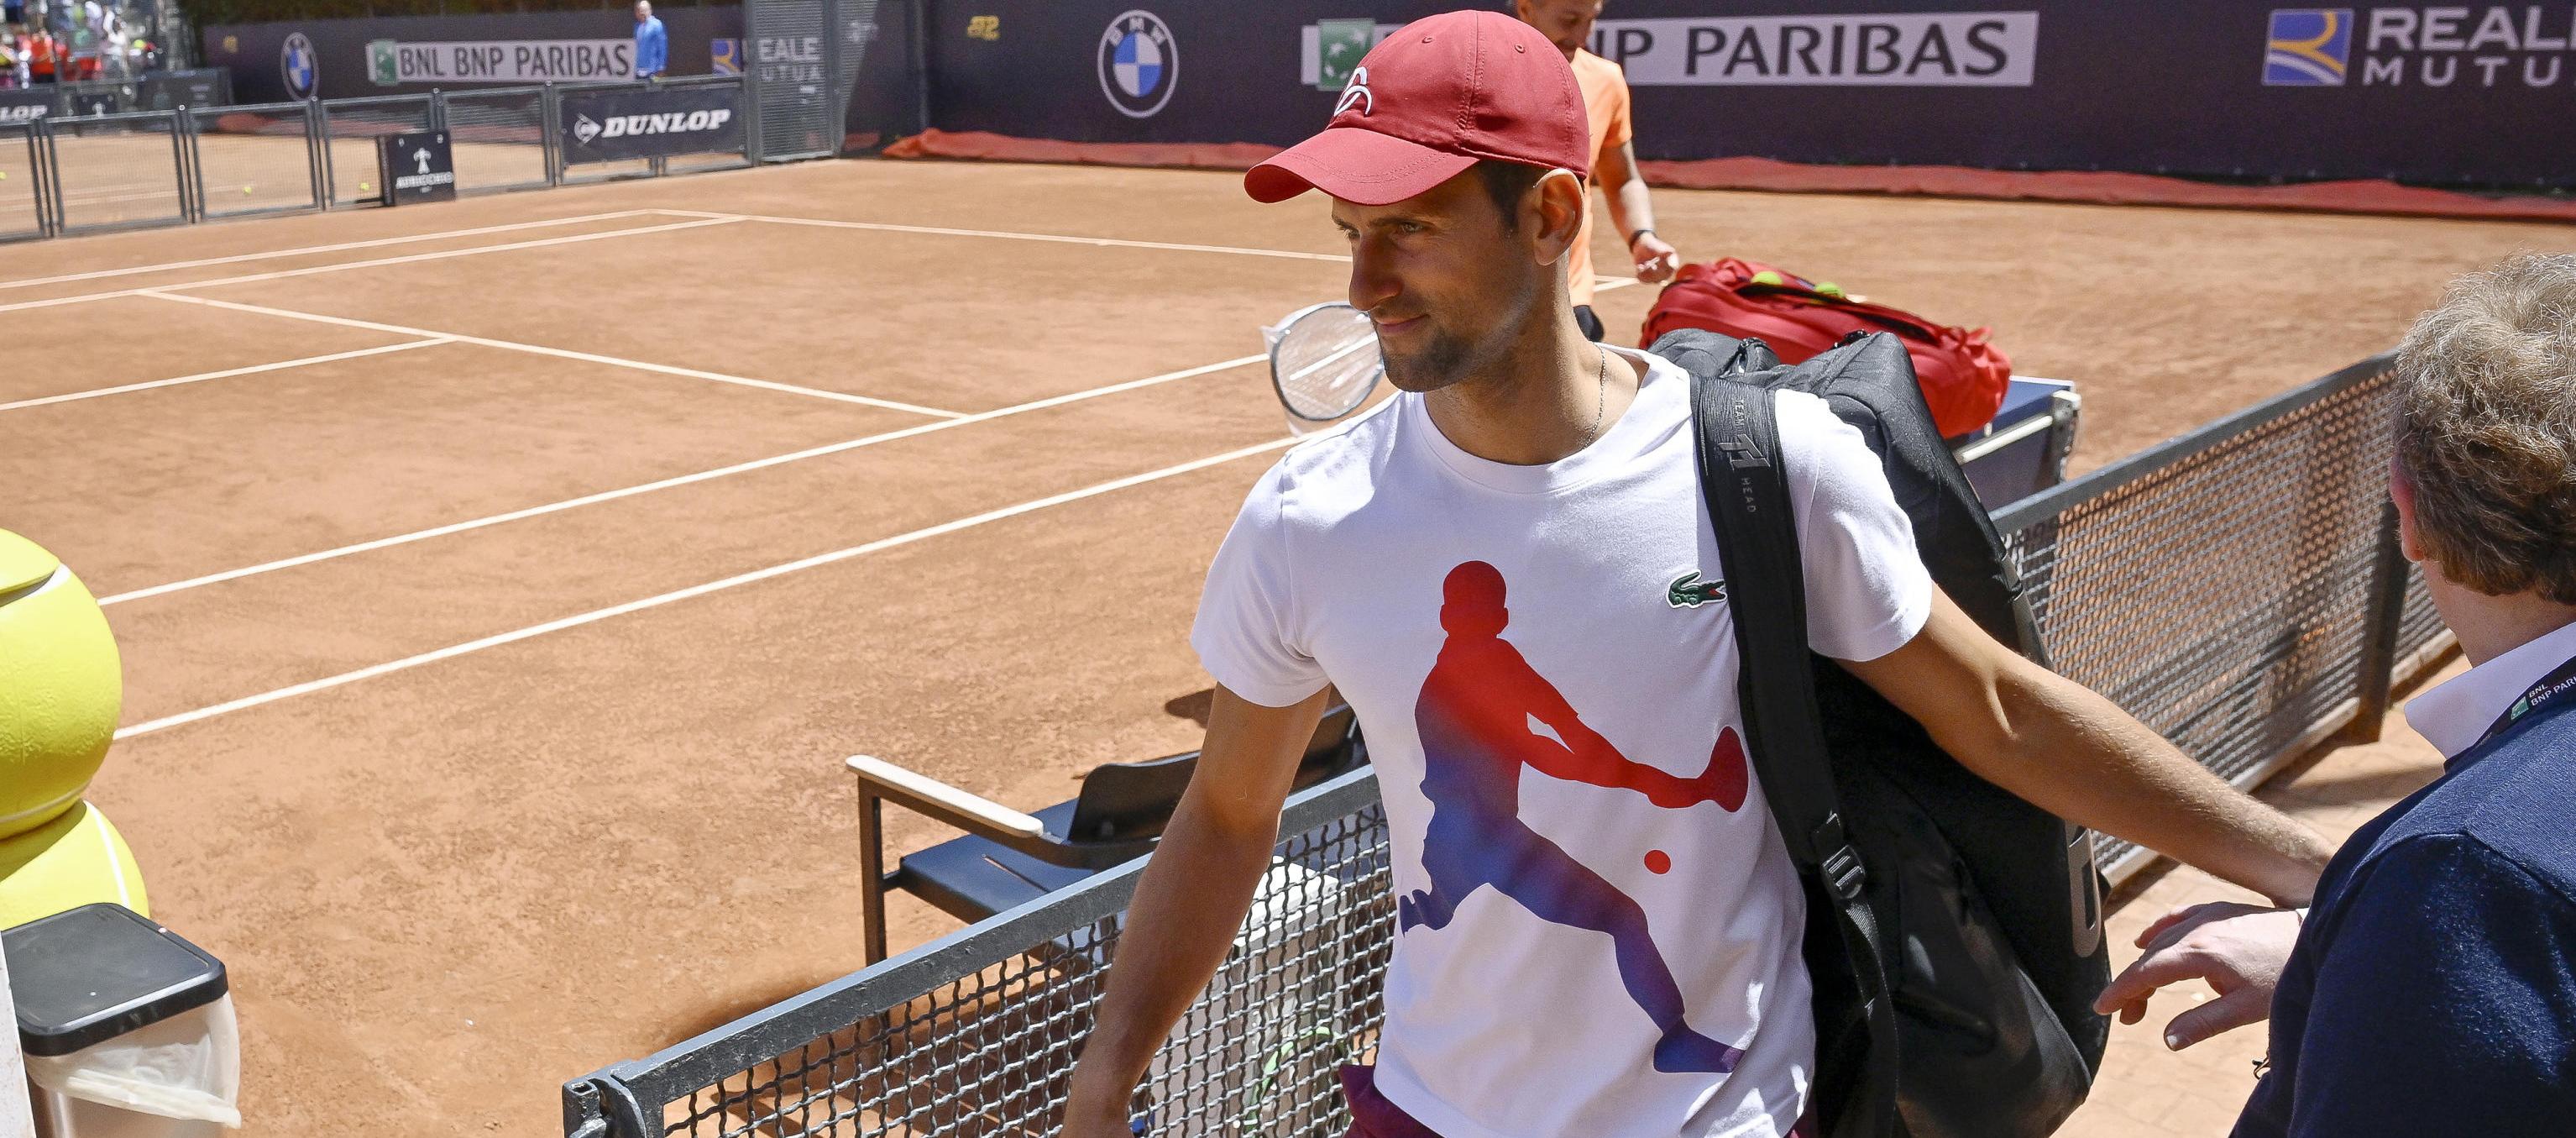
[367,39,635,86]
[1594,13,2039,87]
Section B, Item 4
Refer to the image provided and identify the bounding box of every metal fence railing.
[43,109,191,236]
[560,352,2453,1138]
[187,102,323,222]
[315,93,436,207]
[9,76,749,241]
[1987,353,2431,878]
[439,86,553,196]
[0,123,48,243]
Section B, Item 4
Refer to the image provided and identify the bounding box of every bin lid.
[5,902,228,1057]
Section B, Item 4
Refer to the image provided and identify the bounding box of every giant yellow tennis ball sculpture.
[0,800,149,928]
[0,530,122,842]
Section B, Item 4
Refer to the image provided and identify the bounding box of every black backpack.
[1651,328,2113,1138]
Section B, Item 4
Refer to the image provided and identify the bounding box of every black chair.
[849,705,1365,962]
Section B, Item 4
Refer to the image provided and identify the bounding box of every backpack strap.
[1689,374,1898,1138]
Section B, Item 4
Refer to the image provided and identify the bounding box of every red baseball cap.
[1245,9,1591,206]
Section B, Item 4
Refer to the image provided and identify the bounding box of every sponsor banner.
[559,83,745,162]
[2267,6,2576,89]
[368,39,632,86]
[204,8,741,102]
[377,130,457,206]
[1303,14,2039,87]
[1582,13,2038,87]
[929,0,2576,189]
[0,90,52,125]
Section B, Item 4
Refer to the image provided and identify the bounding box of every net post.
[2343,499,2411,744]
[303,97,327,211]
[542,83,563,186]
[314,98,338,206]
[186,107,207,223]
[25,120,52,238]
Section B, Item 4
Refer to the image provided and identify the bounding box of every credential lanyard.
[2472,648,2576,752]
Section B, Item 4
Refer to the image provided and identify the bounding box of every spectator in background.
[26,22,55,83]
[2096,252,2576,1135]
[632,0,668,81]
[1512,0,1682,343]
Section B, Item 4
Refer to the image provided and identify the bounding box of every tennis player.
[1060,13,2332,1138]
[1515,0,1679,343]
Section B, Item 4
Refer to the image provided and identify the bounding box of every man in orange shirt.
[1515,0,1681,343]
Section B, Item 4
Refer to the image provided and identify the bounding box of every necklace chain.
[1584,346,1608,445]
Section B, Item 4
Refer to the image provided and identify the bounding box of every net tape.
[572,354,2443,1138]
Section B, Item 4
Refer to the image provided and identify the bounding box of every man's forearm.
[1992,663,2333,905]
[1064,792,1285,1120]
[1610,179,1656,248]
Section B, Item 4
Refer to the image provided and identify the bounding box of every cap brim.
[1245,127,1479,206]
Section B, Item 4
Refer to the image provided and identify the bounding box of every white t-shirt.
[1191,347,1933,1138]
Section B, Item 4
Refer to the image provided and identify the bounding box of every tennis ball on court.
[242,185,254,195]
[0,800,149,928]
[0,530,123,843]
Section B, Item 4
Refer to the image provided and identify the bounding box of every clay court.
[0,158,2563,1135]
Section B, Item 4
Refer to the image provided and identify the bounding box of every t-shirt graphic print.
[1192,347,1932,1138]
[1406,559,1750,1075]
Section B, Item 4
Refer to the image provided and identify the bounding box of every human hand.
[1631,233,1681,283]
[2093,901,2301,1050]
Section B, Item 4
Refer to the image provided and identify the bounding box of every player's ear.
[1531,169,1586,268]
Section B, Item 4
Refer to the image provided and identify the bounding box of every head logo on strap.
[1335,66,1373,117]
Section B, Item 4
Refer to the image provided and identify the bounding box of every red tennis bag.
[1642,258,2012,437]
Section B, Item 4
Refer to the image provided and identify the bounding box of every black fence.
[559,350,2453,1138]
[1,76,750,243]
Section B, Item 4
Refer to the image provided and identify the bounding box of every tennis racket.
[1265,302,1385,428]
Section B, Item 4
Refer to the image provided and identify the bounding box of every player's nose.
[1348,249,1401,316]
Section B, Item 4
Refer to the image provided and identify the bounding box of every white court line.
[0,209,657,292]
[142,291,968,419]
[0,338,451,412]
[111,435,1296,741]
[97,351,1266,606]
[0,216,738,316]
[656,208,1353,264]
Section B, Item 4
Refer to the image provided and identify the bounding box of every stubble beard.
[1377,270,1542,396]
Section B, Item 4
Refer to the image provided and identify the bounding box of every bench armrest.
[846,754,1049,842]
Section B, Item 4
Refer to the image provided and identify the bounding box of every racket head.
[1268,302,1385,423]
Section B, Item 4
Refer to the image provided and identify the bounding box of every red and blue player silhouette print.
[1401,560,1751,1073]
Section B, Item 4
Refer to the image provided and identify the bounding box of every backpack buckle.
[1812,815,1867,901]
[1822,846,1868,901]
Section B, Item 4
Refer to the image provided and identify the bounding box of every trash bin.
[6,903,238,1135]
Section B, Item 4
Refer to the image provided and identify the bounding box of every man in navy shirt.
[2097,251,2576,1135]
[632,0,668,80]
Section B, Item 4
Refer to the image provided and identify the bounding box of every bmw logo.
[1097,10,1176,119]
[281,32,320,100]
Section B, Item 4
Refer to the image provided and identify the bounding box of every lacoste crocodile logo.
[1668,571,1726,609]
